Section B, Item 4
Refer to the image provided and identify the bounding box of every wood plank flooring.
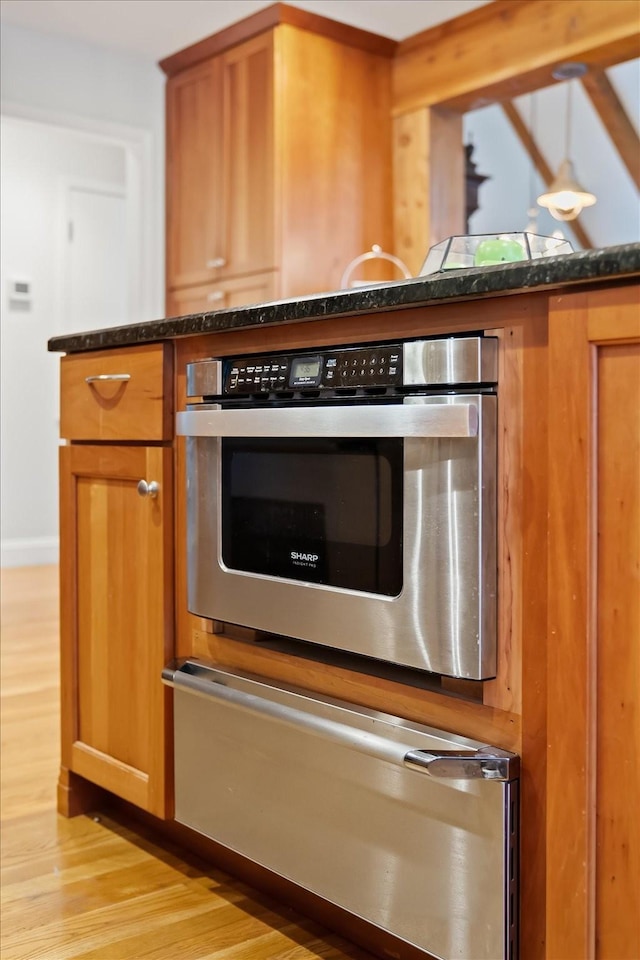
[0,566,375,960]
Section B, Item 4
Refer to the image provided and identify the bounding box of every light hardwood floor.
[0,565,374,960]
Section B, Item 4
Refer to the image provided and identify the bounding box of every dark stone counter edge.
[48,243,640,353]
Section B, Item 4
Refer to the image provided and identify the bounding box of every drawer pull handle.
[207,291,224,302]
[206,257,226,269]
[85,374,131,383]
[137,480,159,498]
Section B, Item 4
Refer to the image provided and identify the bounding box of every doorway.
[63,182,128,333]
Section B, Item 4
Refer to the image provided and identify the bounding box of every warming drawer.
[162,659,519,960]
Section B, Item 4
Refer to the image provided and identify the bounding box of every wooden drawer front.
[60,344,171,441]
[166,271,278,317]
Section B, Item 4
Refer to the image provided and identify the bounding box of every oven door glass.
[221,437,403,596]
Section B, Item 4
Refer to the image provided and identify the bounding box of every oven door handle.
[176,403,478,438]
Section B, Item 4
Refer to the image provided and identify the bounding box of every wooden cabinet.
[60,344,171,441]
[52,271,639,956]
[163,6,395,310]
[546,285,640,959]
[166,34,274,290]
[57,345,174,820]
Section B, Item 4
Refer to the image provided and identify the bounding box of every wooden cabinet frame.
[546,283,640,959]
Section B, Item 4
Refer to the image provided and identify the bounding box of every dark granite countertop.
[48,243,640,353]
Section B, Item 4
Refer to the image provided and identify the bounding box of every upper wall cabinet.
[162,6,396,305]
[166,33,275,289]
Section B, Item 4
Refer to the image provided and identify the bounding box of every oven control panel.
[224,345,403,395]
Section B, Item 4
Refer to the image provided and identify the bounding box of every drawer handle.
[206,257,226,269]
[85,374,131,383]
[207,291,224,302]
[137,480,159,498]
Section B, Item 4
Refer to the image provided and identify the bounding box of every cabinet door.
[166,34,275,291]
[59,444,173,818]
[547,286,640,958]
[219,32,275,279]
[166,59,223,288]
[166,271,278,317]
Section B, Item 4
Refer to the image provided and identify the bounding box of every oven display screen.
[290,357,322,386]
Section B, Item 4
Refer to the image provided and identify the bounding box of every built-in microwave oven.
[176,335,498,680]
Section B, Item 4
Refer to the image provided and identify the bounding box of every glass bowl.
[419,232,573,275]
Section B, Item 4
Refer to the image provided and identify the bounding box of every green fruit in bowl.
[473,238,525,267]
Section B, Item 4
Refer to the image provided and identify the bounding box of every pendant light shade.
[537,158,597,221]
[537,65,597,222]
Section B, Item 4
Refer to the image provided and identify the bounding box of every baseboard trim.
[1,537,59,568]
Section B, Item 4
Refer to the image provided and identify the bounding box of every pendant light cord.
[529,93,537,206]
[565,81,572,159]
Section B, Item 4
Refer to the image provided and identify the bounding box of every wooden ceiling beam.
[581,68,640,190]
[501,101,595,250]
[393,0,640,116]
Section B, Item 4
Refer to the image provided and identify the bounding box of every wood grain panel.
[71,742,149,809]
[166,272,278,318]
[192,630,521,752]
[392,105,464,275]
[482,325,524,719]
[392,109,429,276]
[60,445,173,819]
[166,60,222,289]
[428,108,465,248]
[220,32,275,279]
[586,282,640,342]
[480,311,549,960]
[594,341,640,959]
[276,24,394,295]
[393,0,640,115]
[60,344,170,442]
[546,283,640,959]
[546,292,595,960]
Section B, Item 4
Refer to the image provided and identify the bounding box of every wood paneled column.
[392,106,464,276]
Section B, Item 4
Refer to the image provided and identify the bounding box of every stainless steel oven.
[177,335,498,680]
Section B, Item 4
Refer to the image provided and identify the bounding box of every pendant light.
[537,63,597,221]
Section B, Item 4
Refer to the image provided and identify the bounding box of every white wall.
[1,20,165,323]
[1,21,165,135]
[0,22,165,567]
[0,121,128,566]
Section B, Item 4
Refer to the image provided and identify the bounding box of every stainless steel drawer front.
[164,661,519,960]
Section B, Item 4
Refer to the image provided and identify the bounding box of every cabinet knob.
[207,291,224,302]
[137,480,159,498]
[206,257,226,269]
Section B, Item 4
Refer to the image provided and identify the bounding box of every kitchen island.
[49,243,640,960]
